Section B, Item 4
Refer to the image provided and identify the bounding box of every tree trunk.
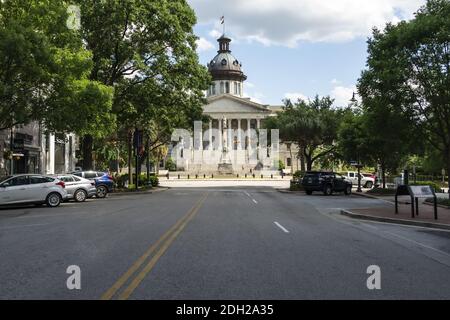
[82,135,93,170]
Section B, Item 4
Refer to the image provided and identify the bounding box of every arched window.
[212,84,216,95]
[225,82,230,94]
[220,82,224,94]
[234,82,238,95]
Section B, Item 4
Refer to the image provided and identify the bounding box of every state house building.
[171,34,300,174]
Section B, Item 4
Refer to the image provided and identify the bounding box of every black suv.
[302,171,352,196]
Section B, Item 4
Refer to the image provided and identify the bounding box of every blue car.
[71,171,114,198]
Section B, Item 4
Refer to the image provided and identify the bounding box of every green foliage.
[265,95,342,170]
[116,173,159,188]
[75,0,211,167]
[358,0,450,189]
[0,1,114,134]
[367,188,396,195]
[278,160,285,171]
[165,158,177,171]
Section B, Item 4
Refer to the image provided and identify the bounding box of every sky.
[188,0,426,106]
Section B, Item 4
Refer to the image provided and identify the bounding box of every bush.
[278,160,285,171]
[165,158,177,171]
[290,179,304,191]
[367,187,396,195]
[425,198,450,207]
[116,173,159,188]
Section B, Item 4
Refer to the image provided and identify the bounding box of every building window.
[220,82,224,94]
[212,84,216,95]
[287,158,292,167]
[225,82,230,94]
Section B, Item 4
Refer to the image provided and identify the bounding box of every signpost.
[395,185,438,220]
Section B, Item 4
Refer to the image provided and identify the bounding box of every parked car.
[54,174,97,202]
[302,171,352,196]
[71,171,114,198]
[342,171,375,188]
[0,174,68,207]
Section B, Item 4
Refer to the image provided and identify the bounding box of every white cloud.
[284,92,309,102]
[195,37,214,52]
[189,0,425,46]
[331,85,357,107]
[331,79,341,85]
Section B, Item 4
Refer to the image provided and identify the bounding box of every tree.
[75,0,210,169]
[0,1,114,135]
[265,96,342,171]
[358,0,449,192]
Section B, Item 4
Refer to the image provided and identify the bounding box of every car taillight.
[56,181,65,188]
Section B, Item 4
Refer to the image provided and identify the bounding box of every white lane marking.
[244,191,258,204]
[274,221,290,233]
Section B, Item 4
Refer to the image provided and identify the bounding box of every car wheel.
[323,185,333,196]
[306,190,313,195]
[96,185,108,199]
[46,193,62,208]
[365,181,373,189]
[344,185,352,195]
[74,189,88,202]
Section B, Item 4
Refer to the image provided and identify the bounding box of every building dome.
[207,35,247,82]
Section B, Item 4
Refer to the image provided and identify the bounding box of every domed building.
[173,34,299,174]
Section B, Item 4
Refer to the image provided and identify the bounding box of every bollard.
[204,174,206,179]
[253,174,255,178]
[167,173,170,180]
[212,174,214,179]
[245,174,247,178]
[261,174,263,179]
[188,174,190,179]
[237,174,239,178]
[178,174,180,180]
[271,174,273,179]
[196,174,198,179]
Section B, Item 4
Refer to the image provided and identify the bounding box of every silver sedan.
[54,174,97,202]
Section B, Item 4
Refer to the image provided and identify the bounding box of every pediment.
[203,94,271,114]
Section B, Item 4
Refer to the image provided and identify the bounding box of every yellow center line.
[100,193,208,300]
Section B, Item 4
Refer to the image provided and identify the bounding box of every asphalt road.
[0,187,450,299]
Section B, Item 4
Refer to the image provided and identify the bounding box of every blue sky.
[188,0,425,106]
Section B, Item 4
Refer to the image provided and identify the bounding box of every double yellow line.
[100,193,208,300]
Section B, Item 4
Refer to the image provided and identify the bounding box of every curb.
[340,209,450,231]
[108,187,169,197]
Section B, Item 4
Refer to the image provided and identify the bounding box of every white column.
[227,119,231,150]
[209,120,213,150]
[237,119,242,150]
[257,119,261,129]
[218,118,222,150]
[48,134,55,174]
[247,119,252,150]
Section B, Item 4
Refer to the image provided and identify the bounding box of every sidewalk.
[342,199,450,230]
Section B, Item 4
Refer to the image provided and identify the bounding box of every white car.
[0,174,68,207]
[54,174,97,202]
[342,171,375,188]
